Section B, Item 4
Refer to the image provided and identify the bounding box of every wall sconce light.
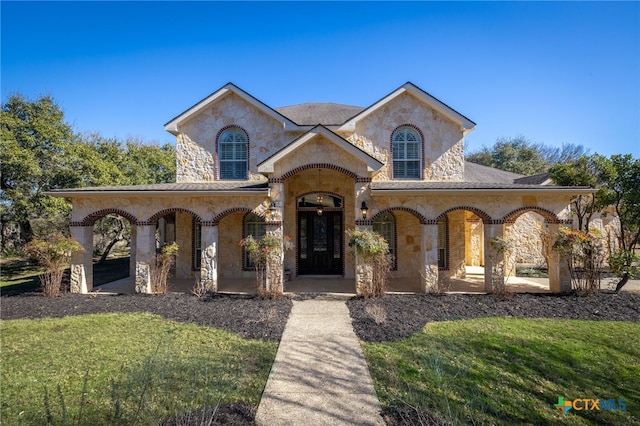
[360,201,369,219]
[316,205,324,216]
[268,201,277,220]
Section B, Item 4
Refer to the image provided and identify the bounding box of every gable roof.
[257,125,384,174]
[275,103,365,126]
[338,82,476,134]
[464,162,525,183]
[164,83,297,135]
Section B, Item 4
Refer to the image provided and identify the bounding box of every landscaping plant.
[553,227,604,295]
[150,242,179,294]
[239,232,293,299]
[347,229,391,298]
[24,233,83,297]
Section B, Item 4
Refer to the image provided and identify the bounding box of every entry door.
[298,211,342,275]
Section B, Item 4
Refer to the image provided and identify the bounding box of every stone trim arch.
[80,208,139,226]
[146,208,203,224]
[212,207,264,224]
[371,207,427,225]
[435,206,492,223]
[296,191,344,207]
[502,206,561,224]
[281,163,359,181]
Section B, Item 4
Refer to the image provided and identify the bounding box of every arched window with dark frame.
[392,126,422,179]
[243,212,266,269]
[218,127,248,180]
[373,211,397,270]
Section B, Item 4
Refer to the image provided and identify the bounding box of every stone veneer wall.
[391,211,422,279]
[346,92,464,181]
[176,93,289,183]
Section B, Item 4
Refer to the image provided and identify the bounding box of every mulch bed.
[347,292,640,342]
[3,290,639,425]
[0,292,292,342]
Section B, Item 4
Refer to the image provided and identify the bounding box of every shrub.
[365,304,387,325]
[488,236,512,299]
[347,229,391,298]
[150,242,179,294]
[553,227,605,295]
[24,234,83,297]
[239,233,293,299]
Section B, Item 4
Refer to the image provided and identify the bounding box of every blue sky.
[2,1,639,158]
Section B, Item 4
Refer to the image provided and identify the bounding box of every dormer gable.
[338,82,476,134]
[164,82,297,135]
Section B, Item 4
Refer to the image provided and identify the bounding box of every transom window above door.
[392,126,422,179]
[218,127,248,180]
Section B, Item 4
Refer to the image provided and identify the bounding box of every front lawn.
[1,313,277,425]
[364,318,640,425]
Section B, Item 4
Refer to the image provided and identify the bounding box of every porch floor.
[93,266,553,295]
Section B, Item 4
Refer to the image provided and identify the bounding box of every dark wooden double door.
[297,211,343,275]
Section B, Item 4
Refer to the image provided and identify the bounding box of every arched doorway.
[296,193,344,275]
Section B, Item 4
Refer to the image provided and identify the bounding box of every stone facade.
[56,82,587,295]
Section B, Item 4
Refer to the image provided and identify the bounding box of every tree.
[467,136,589,175]
[1,94,77,243]
[1,93,176,253]
[467,136,548,175]
[548,156,599,232]
[593,154,640,292]
[550,154,640,292]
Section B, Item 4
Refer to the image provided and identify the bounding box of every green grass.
[1,313,278,425]
[363,318,640,425]
[0,258,42,291]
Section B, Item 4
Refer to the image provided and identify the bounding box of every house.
[52,82,591,294]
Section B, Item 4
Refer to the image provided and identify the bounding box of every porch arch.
[80,208,138,226]
[502,206,561,224]
[435,206,492,223]
[212,207,265,224]
[146,208,203,224]
[372,207,427,225]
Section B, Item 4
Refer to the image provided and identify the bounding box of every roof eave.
[48,189,269,197]
[371,187,594,196]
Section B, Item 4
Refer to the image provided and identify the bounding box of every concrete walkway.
[255,297,384,426]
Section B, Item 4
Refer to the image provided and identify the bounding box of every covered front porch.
[92,266,553,295]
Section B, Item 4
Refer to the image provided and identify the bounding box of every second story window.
[392,126,421,179]
[218,127,248,180]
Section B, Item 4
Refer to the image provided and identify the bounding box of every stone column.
[483,222,505,293]
[135,224,156,294]
[265,223,284,295]
[547,223,572,293]
[421,223,439,292]
[200,223,219,293]
[353,220,373,296]
[70,225,93,293]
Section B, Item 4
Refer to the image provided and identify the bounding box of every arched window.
[243,213,266,269]
[218,127,248,180]
[373,212,397,270]
[392,126,421,179]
